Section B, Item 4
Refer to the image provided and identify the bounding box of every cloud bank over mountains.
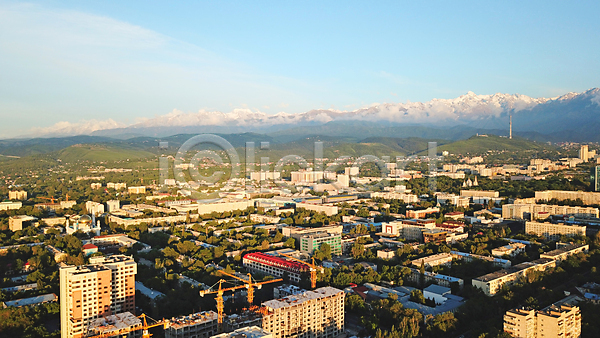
[27,88,600,138]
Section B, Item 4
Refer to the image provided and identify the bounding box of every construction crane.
[86,313,166,338]
[65,193,71,201]
[218,270,282,305]
[280,253,319,289]
[200,279,248,331]
[39,196,57,204]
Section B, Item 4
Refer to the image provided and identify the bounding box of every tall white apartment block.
[60,255,137,338]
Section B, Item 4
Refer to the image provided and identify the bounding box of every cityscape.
[2,2,600,338]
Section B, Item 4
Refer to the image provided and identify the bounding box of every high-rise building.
[260,287,345,338]
[60,255,137,338]
[504,305,581,338]
[580,145,589,162]
[594,166,600,192]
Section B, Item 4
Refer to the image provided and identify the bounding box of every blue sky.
[0,1,599,138]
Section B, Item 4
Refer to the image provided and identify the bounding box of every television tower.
[509,114,513,139]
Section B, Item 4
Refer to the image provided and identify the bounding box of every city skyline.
[1,1,600,138]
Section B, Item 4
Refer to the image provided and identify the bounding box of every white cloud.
[29,119,126,136]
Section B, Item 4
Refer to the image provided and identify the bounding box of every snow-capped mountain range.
[32,88,600,139]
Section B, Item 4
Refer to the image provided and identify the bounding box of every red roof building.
[242,252,310,284]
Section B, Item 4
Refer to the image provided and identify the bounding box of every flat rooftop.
[167,311,218,329]
[3,293,57,307]
[262,287,342,310]
[88,312,141,335]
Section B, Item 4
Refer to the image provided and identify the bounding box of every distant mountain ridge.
[9,87,600,142]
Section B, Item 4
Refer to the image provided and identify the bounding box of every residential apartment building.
[460,190,499,198]
[451,251,512,268]
[299,232,342,256]
[535,190,600,205]
[381,219,436,241]
[370,191,419,203]
[492,243,526,258]
[164,311,218,338]
[539,243,589,263]
[60,255,137,338]
[504,305,581,338]
[243,252,310,284]
[525,221,586,240]
[128,186,146,194]
[260,287,345,338]
[406,268,464,289]
[295,202,339,216]
[85,201,105,216]
[502,203,599,220]
[472,259,556,296]
[406,207,440,219]
[281,225,343,240]
[0,201,22,211]
[9,190,27,200]
[411,253,453,268]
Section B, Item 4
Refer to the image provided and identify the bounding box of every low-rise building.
[406,268,464,289]
[377,249,396,259]
[422,229,447,244]
[380,219,436,241]
[491,243,526,258]
[243,252,311,284]
[2,293,57,308]
[451,251,512,268]
[295,202,339,216]
[128,186,146,194]
[9,215,37,231]
[406,207,440,219]
[540,242,589,262]
[473,259,556,296]
[411,253,453,268]
[0,201,22,211]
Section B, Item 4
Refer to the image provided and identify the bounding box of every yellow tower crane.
[199,279,247,332]
[218,270,282,305]
[279,253,320,289]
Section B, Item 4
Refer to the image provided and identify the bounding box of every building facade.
[60,255,137,338]
[504,305,581,338]
[299,232,342,256]
[243,252,310,284]
[260,287,345,338]
[525,221,586,240]
[502,204,599,220]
